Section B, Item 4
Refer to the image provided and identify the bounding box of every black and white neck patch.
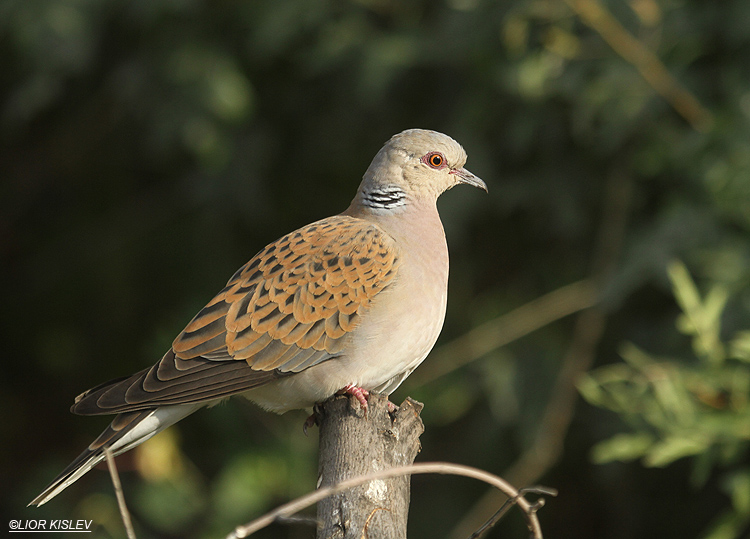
[361,186,407,209]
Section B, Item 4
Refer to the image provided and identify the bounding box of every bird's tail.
[29,403,201,506]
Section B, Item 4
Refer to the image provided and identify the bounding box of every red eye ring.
[422,152,446,169]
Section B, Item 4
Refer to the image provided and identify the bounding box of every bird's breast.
[344,205,450,387]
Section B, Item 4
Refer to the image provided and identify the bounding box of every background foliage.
[2,0,750,537]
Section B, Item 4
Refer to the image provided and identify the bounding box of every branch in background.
[564,0,713,132]
[411,279,599,387]
[104,448,137,539]
[225,462,557,539]
[449,170,634,539]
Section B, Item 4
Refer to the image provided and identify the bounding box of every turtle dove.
[30,128,486,506]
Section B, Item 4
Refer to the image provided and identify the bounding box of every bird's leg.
[339,384,370,411]
[305,386,370,433]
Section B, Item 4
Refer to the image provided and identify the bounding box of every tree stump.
[316,393,424,539]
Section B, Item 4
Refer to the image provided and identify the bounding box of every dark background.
[3,0,750,538]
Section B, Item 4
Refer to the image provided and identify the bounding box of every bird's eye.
[423,152,445,169]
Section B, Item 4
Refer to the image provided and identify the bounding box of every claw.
[303,413,317,436]
[339,384,370,413]
[303,403,324,435]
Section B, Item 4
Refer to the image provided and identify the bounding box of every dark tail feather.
[29,404,199,506]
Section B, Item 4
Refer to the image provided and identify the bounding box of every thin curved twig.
[225,462,557,539]
[468,486,557,539]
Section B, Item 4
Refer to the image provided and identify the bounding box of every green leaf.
[668,260,728,364]
[669,260,703,328]
[619,341,656,370]
[576,373,608,407]
[644,435,710,467]
[590,432,654,464]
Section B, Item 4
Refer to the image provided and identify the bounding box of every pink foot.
[339,384,370,411]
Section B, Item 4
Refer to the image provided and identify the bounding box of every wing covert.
[173,215,401,373]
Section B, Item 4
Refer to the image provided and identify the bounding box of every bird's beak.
[450,167,488,192]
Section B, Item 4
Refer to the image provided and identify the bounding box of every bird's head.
[356,129,487,210]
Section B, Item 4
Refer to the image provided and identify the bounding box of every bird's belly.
[242,314,445,413]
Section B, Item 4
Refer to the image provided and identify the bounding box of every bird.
[29,128,487,506]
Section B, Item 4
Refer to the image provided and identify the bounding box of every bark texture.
[316,393,424,539]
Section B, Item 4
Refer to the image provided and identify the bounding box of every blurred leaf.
[669,260,728,365]
[643,435,709,467]
[591,432,654,464]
